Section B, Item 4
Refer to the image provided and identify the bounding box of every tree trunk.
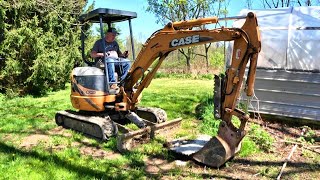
[186,48,192,72]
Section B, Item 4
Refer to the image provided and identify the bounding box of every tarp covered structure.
[233,6,320,72]
[229,7,320,122]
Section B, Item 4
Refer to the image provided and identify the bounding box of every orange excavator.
[55,8,261,168]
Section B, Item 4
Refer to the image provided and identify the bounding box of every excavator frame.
[55,8,261,168]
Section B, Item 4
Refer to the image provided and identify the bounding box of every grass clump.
[197,98,220,136]
[196,97,267,157]
[248,124,274,152]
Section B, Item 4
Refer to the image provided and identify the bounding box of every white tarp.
[231,6,320,71]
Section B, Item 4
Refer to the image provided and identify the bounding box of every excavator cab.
[78,8,137,93]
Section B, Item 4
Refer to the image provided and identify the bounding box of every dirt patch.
[144,157,175,175]
[1,134,14,141]
[47,126,72,137]
[80,146,121,159]
[146,119,320,179]
[20,134,51,149]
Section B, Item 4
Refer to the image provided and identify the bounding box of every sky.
[86,0,250,42]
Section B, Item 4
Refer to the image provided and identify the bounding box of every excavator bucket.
[192,121,244,167]
[168,121,244,168]
[168,75,247,167]
[192,136,233,167]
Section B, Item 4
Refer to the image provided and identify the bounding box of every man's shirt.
[92,39,120,58]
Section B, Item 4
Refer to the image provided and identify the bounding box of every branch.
[297,0,302,6]
[194,4,201,19]
[178,49,188,58]
[193,53,206,58]
[277,128,306,180]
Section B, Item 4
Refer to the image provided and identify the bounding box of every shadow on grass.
[234,158,320,168]
[233,158,320,178]
[142,153,239,180]
[0,141,144,179]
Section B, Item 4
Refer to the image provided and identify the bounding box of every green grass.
[0,77,274,179]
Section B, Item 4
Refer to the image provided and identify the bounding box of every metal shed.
[229,7,320,122]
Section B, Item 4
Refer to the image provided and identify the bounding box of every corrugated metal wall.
[241,69,320,121]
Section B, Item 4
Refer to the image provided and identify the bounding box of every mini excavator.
[55,8,261,168]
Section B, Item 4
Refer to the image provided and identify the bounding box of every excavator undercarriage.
[56,106,182,151]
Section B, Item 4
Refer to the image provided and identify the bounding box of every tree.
[0,0,89,96]
[146,0,224,71]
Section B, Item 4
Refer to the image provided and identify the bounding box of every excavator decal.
[170,35,214,47]
[170,35,200,47]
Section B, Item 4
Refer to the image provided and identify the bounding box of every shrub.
[248,124,274,152]
[0,0,88,96]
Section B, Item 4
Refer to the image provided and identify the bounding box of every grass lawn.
[0,78,216,179]
[1,78,318,179]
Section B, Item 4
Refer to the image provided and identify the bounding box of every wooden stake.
[276,128,306,180]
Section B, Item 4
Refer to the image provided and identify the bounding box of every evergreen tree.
[0,0,89,96]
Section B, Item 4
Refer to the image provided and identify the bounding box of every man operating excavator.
[91,27,131,89]
[56,8,261,168]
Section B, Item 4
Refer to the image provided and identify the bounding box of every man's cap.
[106,28,119,35]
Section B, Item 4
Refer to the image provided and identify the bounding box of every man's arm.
[91,39,104,58]
[91,51,104,58]
[115,41,129,58]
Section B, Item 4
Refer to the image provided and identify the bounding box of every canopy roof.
[79,8,137,23]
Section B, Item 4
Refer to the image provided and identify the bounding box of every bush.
[248,124,274,152]
[0,0,88,96]
[209,46,225,69]
[197,98,220,136]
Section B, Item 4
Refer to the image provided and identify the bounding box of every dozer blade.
[117,118,182,152]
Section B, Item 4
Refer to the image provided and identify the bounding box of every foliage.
[248,124,274,152]
[239,136,260,157]
[197,98,220,136]
[209,46,225,69]
[147,0,222,25]
[154,72,214,80]
[0,0,89,96]
[297,126,317,144]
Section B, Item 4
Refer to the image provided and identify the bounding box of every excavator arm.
[122,12,260,111]
[120,12,261,167]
